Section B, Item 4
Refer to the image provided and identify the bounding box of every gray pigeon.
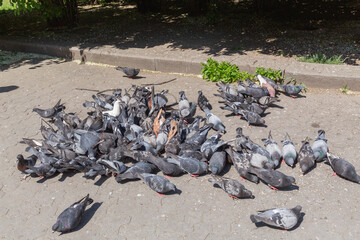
[98,159,127,175]
[326,153,360,183]
[167,154,208,177]
[234,127,253,151]
[225,147,258,183]
[116,67,140,78]
[202,107,226,133]
[139,173,176,194]
[249,167,295,190]
[52,194,94,232]
[185,124,213,146]
[26,163,57,178]
[146,154,183,177]
[179,91,191,118]
[250,205,302,230]
[238,109,265,126]
[209,151,227,175]
[262,131,282,168]
[276,84,304,97]
[208,175,254,199]
[33,99,64,118]
[281,133,297,167]
[198,90,212,110]
[298,138,315,174]
[311,130,328,162]
[115,162,156,182]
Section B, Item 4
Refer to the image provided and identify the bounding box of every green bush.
[201,58,242,83]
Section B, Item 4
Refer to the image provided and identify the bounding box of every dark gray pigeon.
[209,151,227,175]
[115,162,156,182]
[167,154,208,177]
[238,110,265,126]
[33,99,64,118]
[208,175,254,199]
[249,167,295,190]
[276,84,304,97]
[185,124,213,146]
[234,127,253,151]
[116,67,140,78]
[17,154,37,172]
[202,107,226,133]
[326,153,360,183]
[298,138,315,174]
[225,147,258,183]
[262,131,281,168]
[139,173,176,194]
[145,154,183,177]
[26,163,57,178]
[198,90,212,110]
[311,130,328,162]
[281,133,297,167]
[52,194,94,233]
[250,205,302,230]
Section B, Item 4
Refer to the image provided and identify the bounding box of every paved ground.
[1,57,360,239]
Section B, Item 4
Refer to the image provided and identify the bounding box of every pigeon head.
[286,176,296,185]
[292,205,303,218]
[210,165,220,175]
[16,154,24,162]
[235,127,243,136]
[286,157,295,167]
[167,182,176,192]
[200,161,209,173]
[52,221,65,232]
[242,189,255,199]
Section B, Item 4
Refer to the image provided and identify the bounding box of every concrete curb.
[1,39,359,90]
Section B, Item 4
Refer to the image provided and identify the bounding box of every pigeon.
[103,100,122,117]
[139,173,176,194]
[238,81,269,98]
[167,154,208,176]
[116,67,140,78]
[198,90,212,110]
[326,153,360,183]
[17,154,37,172]
[250,143,273,168]
[145,154,183,177]
[234,127,253,151]
[257,74,276,97]
[52,194,94,233]
[202,107,226,133]
[255,74,277,89]
[225,147,258,183]
[179,91,191,118]
[98,159,127,175]
[216,82,238,96]
[258,96,279,106]
[209,151,227,175]
[115,162,156,182]
[311,130,328,162]
[262,131,282,168]
[298,138,315,174]
[185,124,213,146]
[276,84,304,97]
[238,109,265,126]
[250,205,302,230]
[208,175,254,199]
[26,163,57,178]
[281,133,297,167]
[33,99,64,118]
[249,167,295,190]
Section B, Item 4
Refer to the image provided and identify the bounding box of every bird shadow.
[94,175,110,186]
[269,103,284,109]
[122,75,145,79]
[253,212,305,231]
[36,172,60,183]
[60,202,103,235]
[58,171,78,182]
[279,184,300,191]
[0,85,19,93]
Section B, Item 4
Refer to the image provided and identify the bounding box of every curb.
[1,39,359,90]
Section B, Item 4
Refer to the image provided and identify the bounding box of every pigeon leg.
[229,195,238,199]
[282,159,285,163]
[332,172,338,177]
[190,174,199,178]
[268,184,278,191]
[290,95,297,98]
[21,174,30,181]
[240,176,246,181]
[164,175,172,179]
[157,193,164,196]
[39,176,45,179]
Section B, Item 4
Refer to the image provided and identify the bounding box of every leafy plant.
[201,58,242,83]
[255,67,284,84]
[298,54,345,65]
[342,84,348,94]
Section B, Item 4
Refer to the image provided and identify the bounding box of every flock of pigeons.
[16,72,359,233]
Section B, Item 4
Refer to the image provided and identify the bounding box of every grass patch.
[0,0,16,10]
[298,53,345,65]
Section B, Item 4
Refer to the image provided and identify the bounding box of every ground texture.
[1,58,360,239]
